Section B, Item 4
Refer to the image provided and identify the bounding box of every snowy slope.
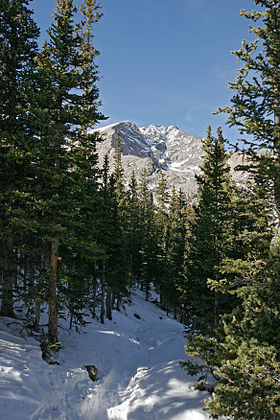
[0,290,213,420]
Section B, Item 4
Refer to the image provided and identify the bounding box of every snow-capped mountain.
[95,121,248,197]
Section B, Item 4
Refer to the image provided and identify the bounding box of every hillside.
[0,289,213,420]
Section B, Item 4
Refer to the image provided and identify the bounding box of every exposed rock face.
[95,121,249,198]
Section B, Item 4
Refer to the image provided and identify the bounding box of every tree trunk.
[34,299,41,332]
[145,279,149,301]
[274,109,280,219]
[91,276,97,319]
[106,285,112,320]
[48,238,59,345]
[34,261,45,331]
[116,294,121,312]
[26,261,35,317]
[100,260,105,324]
[173,305,177,320]
[0,239,15,317]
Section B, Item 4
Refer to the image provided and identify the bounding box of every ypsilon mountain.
[95,121,248,197]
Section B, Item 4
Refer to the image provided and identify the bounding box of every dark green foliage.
[109,133,130,305]
[190,2,280,418]
[0,0,106,344]
[207,259,280,419]
[154,172,171,308]
[182,127,234,335]
[203,178,278,413]
[0,0,40,317]
[163,187,189,318]
[30,0,106,344]
[127,171,142,284]
[216,0,280,217]
[181,130,275,416]
[137,169,158,300]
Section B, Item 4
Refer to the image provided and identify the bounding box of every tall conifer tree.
[216,0,280,218]
[0,0,39,317]
[31,0,104,344]
[202,2,280,416]
[127,171,142,284]
[138,169,157,300]
[167,187,189,319]
[182,127,234,335]
[109,132,130,308]
[155,172,171,308]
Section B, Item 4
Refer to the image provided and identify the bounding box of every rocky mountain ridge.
[95,121,248,198]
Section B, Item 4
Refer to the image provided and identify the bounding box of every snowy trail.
[0,290,212,419]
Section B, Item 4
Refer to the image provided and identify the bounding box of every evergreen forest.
[1,0,280,418]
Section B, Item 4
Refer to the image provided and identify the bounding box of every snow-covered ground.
[0,289,213,419]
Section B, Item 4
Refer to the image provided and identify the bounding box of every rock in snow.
[85,365,99,382]
[0,289,216,419]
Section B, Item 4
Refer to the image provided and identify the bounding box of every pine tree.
[206,255,280,419]
[78,0,103,130]
[181,174,274,384]
[104,133,130,310]
[180,127,274,384]
[94,154,126,322]
[127,171,142,284]
[167,187,190,319]
[192,3,280,416]
[112,131,127,207]
[216,0,280,217]
[138,169,158,300]
[61,0,106,332]
[182,127,234,335]
[154,172,171,309]
[98,155,115,321]
[30,0,104,344]
[0,0,39,317]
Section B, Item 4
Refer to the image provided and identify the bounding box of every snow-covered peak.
[140,124,182,142]
[93,120,204,195]
[94,120,247,198]
[95,120,140,134]
[94,121,123,132]
[139,124,197,151]
[141,123,185,133]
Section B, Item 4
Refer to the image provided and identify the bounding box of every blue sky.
[31,0,258,140]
